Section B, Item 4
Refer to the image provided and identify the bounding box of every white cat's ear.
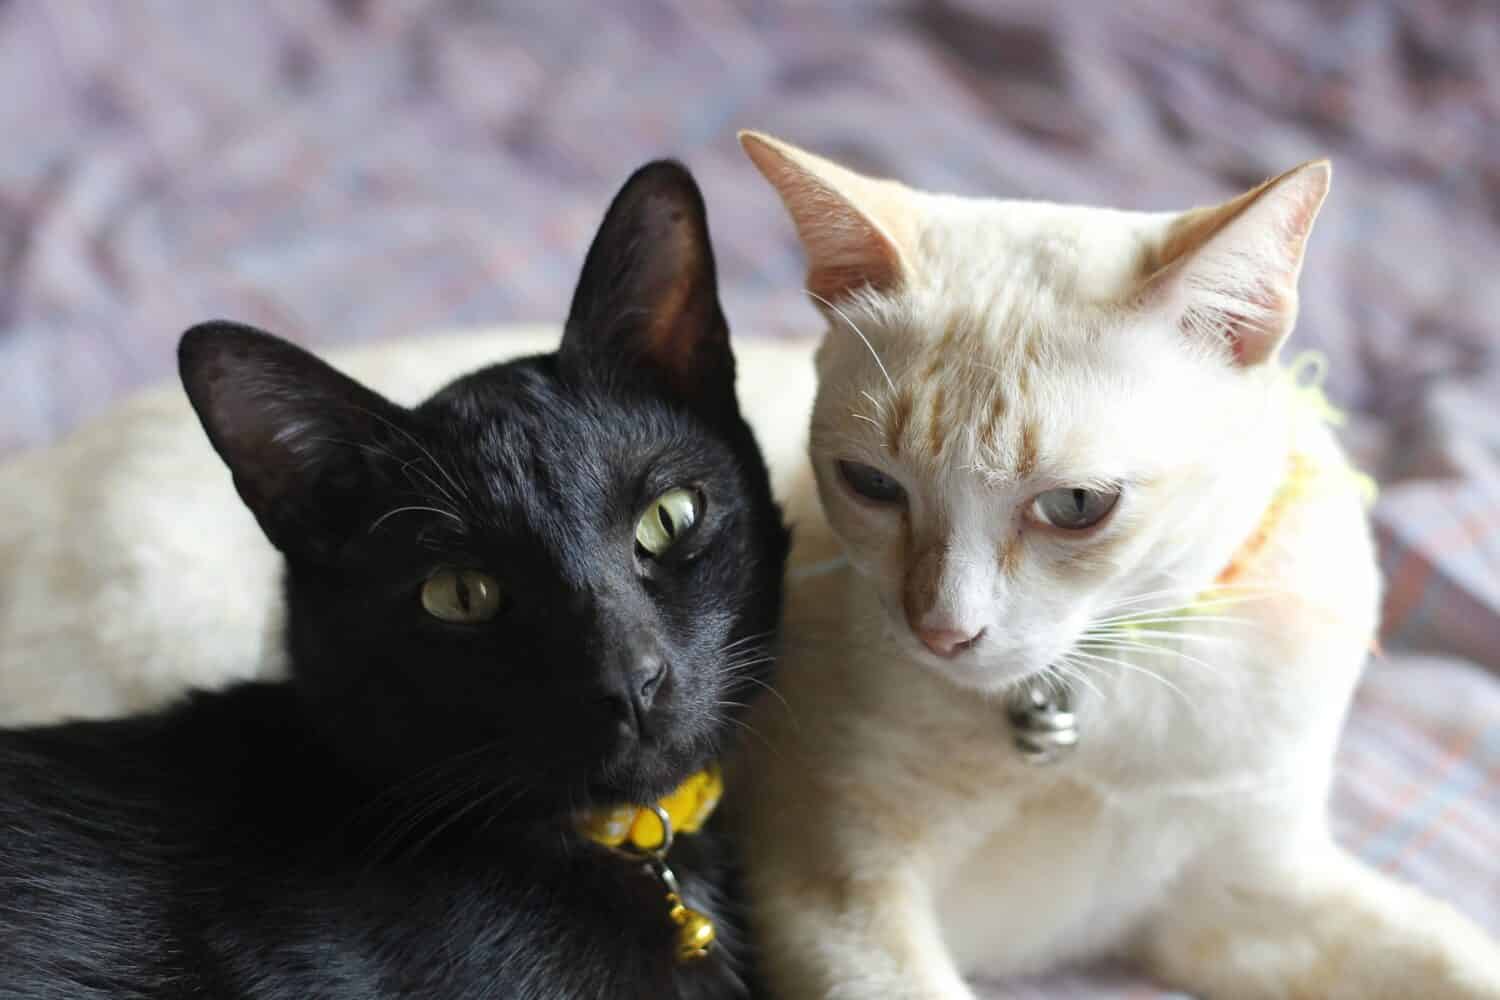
[739,130,917,303]
[1143,160,1331,367]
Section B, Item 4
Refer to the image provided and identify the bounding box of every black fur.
[0,162,789,999]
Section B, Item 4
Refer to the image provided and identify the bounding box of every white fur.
[0,324,824,726]
[735,136,1500,999]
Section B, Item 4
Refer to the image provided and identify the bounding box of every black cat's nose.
[605,654,668,740]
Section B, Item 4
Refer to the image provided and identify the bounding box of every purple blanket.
[1,2,1496,994]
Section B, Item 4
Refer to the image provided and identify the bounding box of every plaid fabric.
[0,1,1495,994]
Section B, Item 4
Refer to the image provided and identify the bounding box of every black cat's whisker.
[401,780,523,862]
[353,739,518,866]
[351,403,475,515]
[368,505,464,534]
[720,630,777,655]
[717,711,779,758]
[313,435,468,520]
[375,775,527,868]
[363,776,482,864]
[722,652,777,678]
[728,671,791,714]
[723,653,777,675]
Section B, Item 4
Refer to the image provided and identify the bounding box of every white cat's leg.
[1137,832,1500,999]
[752,863,974,1000]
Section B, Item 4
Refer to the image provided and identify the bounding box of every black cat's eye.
[635,487,701,558]
[1030,486,1121,531]
[422,569,506,624]
[838,460,906,506]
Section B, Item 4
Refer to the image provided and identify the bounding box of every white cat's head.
[743,132,1330,694]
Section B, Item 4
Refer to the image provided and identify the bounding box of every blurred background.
[0,1,1495,993]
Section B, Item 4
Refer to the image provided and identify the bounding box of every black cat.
[0,162,789,999]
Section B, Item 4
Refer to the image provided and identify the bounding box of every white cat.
[0,324,823,726]
[733,132,1500,999]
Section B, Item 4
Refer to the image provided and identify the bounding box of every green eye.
[635,488,700,557]
[421,569,505,623]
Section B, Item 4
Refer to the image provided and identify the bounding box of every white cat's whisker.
[1088,593,1269,619]
[1086,612,1256,629]
[1052,660,1105,702]
[1077,638,1226,680]
[1064,648,1191,704]
[1087,628,1235,646]
[1093,586,1287,619]
[1091,588,1214,614]
[806,289,896,393]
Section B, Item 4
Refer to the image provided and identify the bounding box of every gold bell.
[666,893,716,962]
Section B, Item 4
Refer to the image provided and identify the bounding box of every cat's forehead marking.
[857,311,1058,484]
[1014,420,1040,480]
[887,386,913,457]
[927,383,948,461]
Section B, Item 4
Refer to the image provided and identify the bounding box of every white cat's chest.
[934,777,1208,978]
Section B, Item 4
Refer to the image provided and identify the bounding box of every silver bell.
[1007,681,1078,765]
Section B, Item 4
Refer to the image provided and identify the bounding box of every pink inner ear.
[1176,278,1290,366]
[808,253,900,304]
[772,172,904,302]
[1152,162,1329,367]
[741,133,910,302]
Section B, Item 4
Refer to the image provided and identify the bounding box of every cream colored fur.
[735,133,1500,999]
[0,325,824,726]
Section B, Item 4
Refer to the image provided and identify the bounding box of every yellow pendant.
[573,766,724,964]
[667,893,716,962]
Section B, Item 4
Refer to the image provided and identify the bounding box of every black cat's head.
[179,162,788,815]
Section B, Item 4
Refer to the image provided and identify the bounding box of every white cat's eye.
[1030,486,1120,531]
[838,460,906,506]
[635,487,700,557]
[422,569,505,624]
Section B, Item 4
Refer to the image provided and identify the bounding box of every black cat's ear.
[179,321,411,562]
[559,160,734,410]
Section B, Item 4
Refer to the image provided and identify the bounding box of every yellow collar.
[1212,354,1376,588]
[577,764,723,851]
[576,764,724,963]
[1213,451,1311,586]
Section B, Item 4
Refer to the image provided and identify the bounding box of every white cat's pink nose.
[916,627,985,658]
